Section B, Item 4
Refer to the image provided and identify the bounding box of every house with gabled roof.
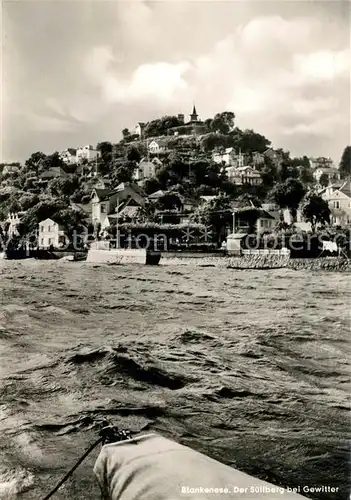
[133,158,156,182]
[148,138,168,155]
[91,183,146,229]
[320,179,351,227]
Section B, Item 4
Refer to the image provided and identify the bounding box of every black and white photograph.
[0,0,350,499]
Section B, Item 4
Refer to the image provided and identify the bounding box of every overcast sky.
[2,0,350,163]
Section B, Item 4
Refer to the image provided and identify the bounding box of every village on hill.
[0,106,350,252]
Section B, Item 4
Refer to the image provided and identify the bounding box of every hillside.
[0,111,346,237]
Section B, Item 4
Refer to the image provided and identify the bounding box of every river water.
[0,261,349,500]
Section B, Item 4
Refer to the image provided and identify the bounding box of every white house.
[320,180,351,227]
[133,158,156,182]
[309,157,334,170]
[60,148,77,165]
[148,139,167,155]
[76,145,101,163]
[227,166,262,186]
[313,167,340,184]
[38,218,66,248]
[213,148,245,167]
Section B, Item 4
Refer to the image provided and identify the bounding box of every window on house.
[48,238,52,246]
[48,226,51,232]
[101,204,106,213]
[40,226,44,232]
[41,238,44,245]
[333,201,340,209]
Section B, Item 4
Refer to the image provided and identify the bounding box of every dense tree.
[144,116,183,138]
[39,152,66,173]
[279,162,299,182]
[210,112,235,134]
[47,175,80,199]
[203,118,213,132]
[126,146,141,163]
[191,196,233,245]
[257,157,278,194]
[200,133,231,152]
[143,177,162,195]
[97,141,113,162]
[20,198,66,232]
[289,156,310,169]
[20,197,87,237]
[122,128,130,139]
[24,152,47,172]
[269,178,306,220]
[167,153,189,183]
[319,173,329,187]
[299,165,314,185]
[156,192,183,211]
[18,193,39,211]
[339,146,351,179]
[231,128,271,154]
[300,192,330,231]
[110,160,137,184]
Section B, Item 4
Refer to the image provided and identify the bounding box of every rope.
[40,425,135,500]
[41,437,103,500]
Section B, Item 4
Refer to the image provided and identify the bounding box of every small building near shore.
[38,218,66,248]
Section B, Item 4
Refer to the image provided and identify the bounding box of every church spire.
[190,103,198,122]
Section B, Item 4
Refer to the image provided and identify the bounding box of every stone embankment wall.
[161,254,226,267]
[227,254,290,269]
[288,258,351,271]
[161,253,351,271]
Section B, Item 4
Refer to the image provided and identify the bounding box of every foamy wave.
[0,467,35,499]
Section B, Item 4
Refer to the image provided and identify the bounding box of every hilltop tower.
[189,104,198,123]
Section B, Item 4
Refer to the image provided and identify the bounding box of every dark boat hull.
[146,251,161,265]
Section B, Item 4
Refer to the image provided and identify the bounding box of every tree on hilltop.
[210,112,235,134]
[144,116,183,138]
[231,128,271,154]
[25,152,47,172]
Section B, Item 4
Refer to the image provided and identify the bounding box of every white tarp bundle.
[94,433,308,500]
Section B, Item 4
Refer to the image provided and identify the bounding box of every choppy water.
[0,260,349,500]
